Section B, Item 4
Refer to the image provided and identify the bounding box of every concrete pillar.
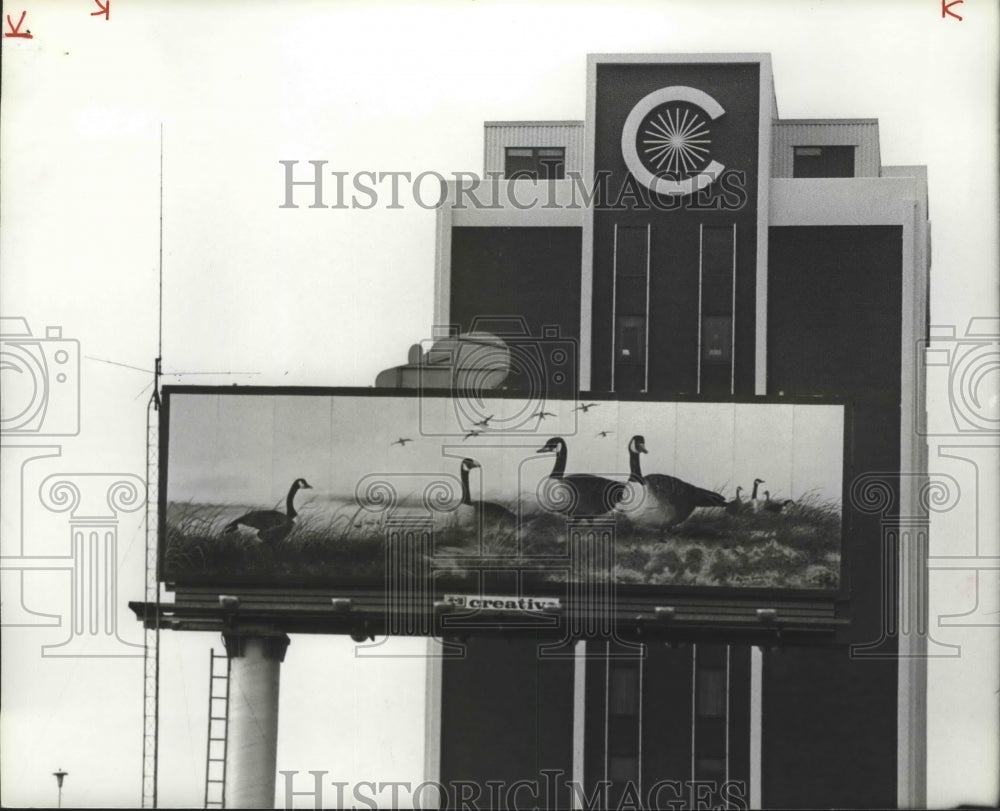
[223,633,290,809]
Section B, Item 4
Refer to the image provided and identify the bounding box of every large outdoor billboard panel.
[162,388,844,594]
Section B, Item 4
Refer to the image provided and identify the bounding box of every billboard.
[161,388,845,602]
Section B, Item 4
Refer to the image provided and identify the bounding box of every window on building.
[617,317,646,367]
[610,664,640,715]
[696,667,727,718]
[504,147,566,179]
[792,145,855,178]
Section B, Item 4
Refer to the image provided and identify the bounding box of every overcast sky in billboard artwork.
[167,392,844,506]
[1,1,997,808]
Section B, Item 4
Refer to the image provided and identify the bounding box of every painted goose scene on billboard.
[161,388,845,594]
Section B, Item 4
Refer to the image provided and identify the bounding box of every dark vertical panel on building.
[727,646,751,807]
[606,659,641,808]
[450,225,581,345]
[614,225,649,392]
[648,224,701,395]
[591,223,616,391]
[768,225,903,644]
[762,648,897,809]
[440,637,575,809]
[692,644,728,807]
[700,225,736,396]
[640,644,694,795]
[767,226,902,400]
[733,220,758,395]
[765,225,903,808]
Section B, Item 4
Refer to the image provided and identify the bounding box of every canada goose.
[224,478,312,543]
[626,435,726,531]
[472,415,494,428]
[391,437,413,447]
[763,491,793,513]
[750,478,766,512]
[726,486,744,515]
[533,410,557,421]
[458,458,517,533]
[463,430,482,441]
[596,430,614,438]
[536,436,626,518]
[574,403,599,413]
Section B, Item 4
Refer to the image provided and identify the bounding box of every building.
[426,53,930,810]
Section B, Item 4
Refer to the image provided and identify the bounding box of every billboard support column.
[222,633,290,809]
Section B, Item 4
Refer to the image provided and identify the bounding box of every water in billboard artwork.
[163,393,843,590]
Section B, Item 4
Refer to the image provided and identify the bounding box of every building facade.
[429,54,930,809]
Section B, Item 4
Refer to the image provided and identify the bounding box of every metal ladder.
[204,648,230,809]
[142,383,161,809]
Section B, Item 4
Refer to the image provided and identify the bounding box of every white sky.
[1,0,997,807]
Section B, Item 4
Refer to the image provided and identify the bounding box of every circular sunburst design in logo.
[620,86,726,197]
[638,102,712,181]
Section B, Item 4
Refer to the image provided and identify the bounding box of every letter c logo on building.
[621,86,726,197]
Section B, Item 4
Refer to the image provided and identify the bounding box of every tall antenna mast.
[155,122,164,407]
[141,124,164,810]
